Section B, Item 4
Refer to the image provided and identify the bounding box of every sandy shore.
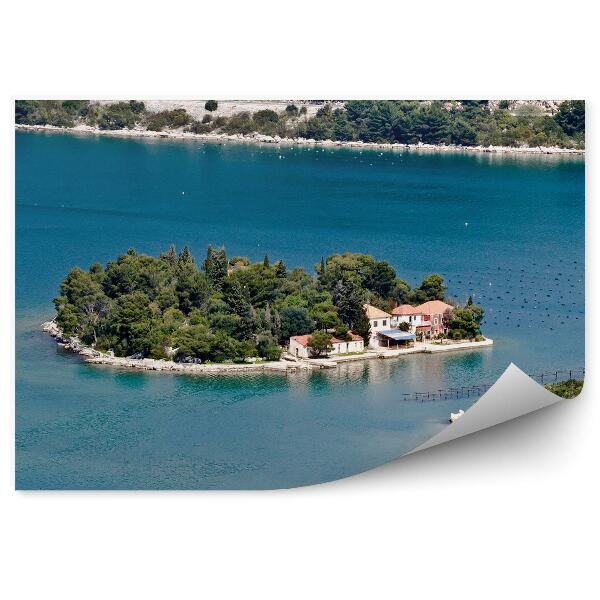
[42,321,493,376]
[17,123,584,156]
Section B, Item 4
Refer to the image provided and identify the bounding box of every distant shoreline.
[16,123,585,156]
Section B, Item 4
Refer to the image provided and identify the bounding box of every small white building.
[390,304,424,331]
[289,333,364,358]
[363,304,392,348]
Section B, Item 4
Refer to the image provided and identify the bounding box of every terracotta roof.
[392,304,423,316]
[290,332,364,347]
[363,304,391,319]
[416,300,454,315]
[290,335,311,347]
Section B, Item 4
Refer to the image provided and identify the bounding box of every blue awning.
[378,330,416,341]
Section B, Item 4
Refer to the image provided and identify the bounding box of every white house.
[289,333,364,358]
[391,304,424,331]
[363,304,392,348]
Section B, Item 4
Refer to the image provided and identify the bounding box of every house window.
[383,320,387,326]
[373,321,378,327]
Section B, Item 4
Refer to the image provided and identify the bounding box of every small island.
[44,246,492,373]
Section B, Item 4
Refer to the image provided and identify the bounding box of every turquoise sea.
[15,131,585,489]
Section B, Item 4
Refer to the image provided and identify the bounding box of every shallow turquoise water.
[15,131,585,489]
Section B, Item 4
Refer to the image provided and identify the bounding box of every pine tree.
[333,275,369,342]
[263,254,270,267]
[161,244,177,266]
[275,260,287,278]
[203,245,228,290]
[226,279,254,339]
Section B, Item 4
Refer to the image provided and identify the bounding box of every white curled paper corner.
[407,363,565,455]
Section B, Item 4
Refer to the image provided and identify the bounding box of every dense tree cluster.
[544,379,583,399]
[445,296,485,340]
[16,100,585,148]
[53,246,476,363]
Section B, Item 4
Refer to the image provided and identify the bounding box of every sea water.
[15,131,585,489]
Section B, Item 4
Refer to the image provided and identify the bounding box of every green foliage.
[15,100,92,127]
[279,306,315,342]
[253,109,279,126]
[446,303,485,339]
[311,302,341,330]
[146,109,191,131]
[333,324,351,341]
[554,101,585,137]
[203,246,228,290]
[307,330,333,357]
[418,274,447,301]
[17,100,585,149]
[332,275,370,342]
[97,102,142,130]
[53,246,482,363]
[544,379,583,399]
[257,334,282,361]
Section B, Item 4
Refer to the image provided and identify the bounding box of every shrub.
[202,114,212,123]
[333,325,351,341]
[187,121,212,134]
[146,109,191,131]
[129,100,145,114]
[253,109,279,126]
[97,102,140,130]
[205,100,218,112]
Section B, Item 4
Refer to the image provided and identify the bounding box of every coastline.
[16,123,585,156]
[42,320,493,376]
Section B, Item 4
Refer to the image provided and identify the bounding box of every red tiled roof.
[290,335,312,347]
[392,304,423,316]
[416,300,454,315]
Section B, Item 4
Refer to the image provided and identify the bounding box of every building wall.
[423,313,446,335]
[331,340,364,354]
[390,314,423,330]
[289,337,365,357]
[368,317,391,348]
[289,338,310,358]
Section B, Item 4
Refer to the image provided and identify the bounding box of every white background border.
[1,1,597,598]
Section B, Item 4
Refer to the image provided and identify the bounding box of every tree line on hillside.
[16,100,585,149]
[52,246,484,363]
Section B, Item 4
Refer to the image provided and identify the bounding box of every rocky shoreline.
[41,321,306,374]
[17,124,584,156]
[42,320,493,376]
